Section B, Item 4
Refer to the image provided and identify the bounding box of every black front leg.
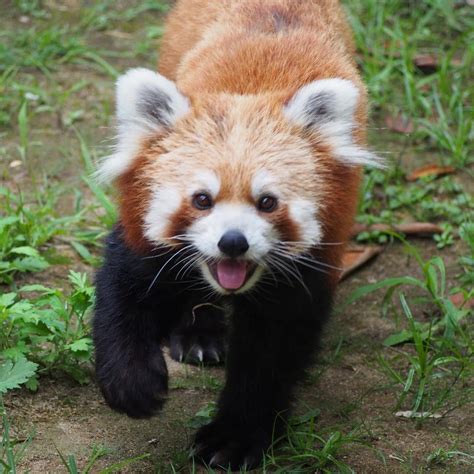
[93,227,181,419]
[193,273,333,470]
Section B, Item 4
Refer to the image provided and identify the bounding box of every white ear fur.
[284,78,383,167]
[97,68,190,182]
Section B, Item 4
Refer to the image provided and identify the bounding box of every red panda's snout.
[141,180,323,294]
[187,200,278,294]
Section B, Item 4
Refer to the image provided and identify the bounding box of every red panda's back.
[159,0,358,97]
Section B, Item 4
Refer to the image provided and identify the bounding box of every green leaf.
[383,330,414,346]
[67,338,92,353]
[0,357,38,393]
[19,284,54,294]
[0,215,19,229]
[0,292,17,307]
[10,246,40,257]
[13,256,49,273]
[290,408,321,425]
[343,276,426,309]
[70,241,97,265]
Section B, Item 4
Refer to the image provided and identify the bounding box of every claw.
[209,452,226,467]
[208,348,220,363]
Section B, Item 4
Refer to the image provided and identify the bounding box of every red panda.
[93,0,381,470]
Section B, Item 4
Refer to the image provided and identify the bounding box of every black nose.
[218,230,249,257]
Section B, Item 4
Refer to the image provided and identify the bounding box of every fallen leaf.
[449,292,474,309]
[414,54,439,74]
[406,164,455,181]
[351,222,443,239]
[340,245,383,281]
[414,55,463,74]
[395,411,442,419]
[9,160,22,168]
[385,115,413,134]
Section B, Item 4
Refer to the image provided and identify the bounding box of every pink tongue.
[216,260,248,290]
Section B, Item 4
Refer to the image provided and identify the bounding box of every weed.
[426,447,474,467]
[187,402,217,429]
[0,26,118,77]
[58,444,150,474]
[265,411,363,473]
[0,186,80,284]
[0,401,34,472]
[0,271,94,388]
[345,241,473,417]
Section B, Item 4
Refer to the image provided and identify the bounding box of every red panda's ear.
[284,79,383,168]
[97,68,190,182]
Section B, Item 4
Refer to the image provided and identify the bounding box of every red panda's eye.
[193,193,213,210]
[258,195,278,213]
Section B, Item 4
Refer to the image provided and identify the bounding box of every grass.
[0,0,472,472]
[346,238,473,417]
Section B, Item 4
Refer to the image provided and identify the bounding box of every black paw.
[169,303,227,366]
[169,331,226,365]
[96,349,168,419]
[191,420,270,470]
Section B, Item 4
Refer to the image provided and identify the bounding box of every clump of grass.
[345,241,473,418]
[426,447,474,468]
[264,411,363,473]
[57,444,150,474]
[0,25,118,77]
[0,401,34,472]
[0,186,80,284]
[0,271,94,389]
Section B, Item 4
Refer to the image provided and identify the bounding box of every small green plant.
[265,410,362,473]
[345,241,473,417]
[426,447,474,467]
[0,401,33,472]
[0,186,85,284]
[0,357,38,394]
[0,25,118,77]
[58,444,150,474]
[433,223,454,249]
[0,271,94,388]
[187,402,217,429]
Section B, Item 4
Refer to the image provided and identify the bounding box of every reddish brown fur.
[120,0,365,286]
[117,153,153,253]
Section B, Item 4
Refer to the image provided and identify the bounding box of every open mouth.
[207,259,257,291]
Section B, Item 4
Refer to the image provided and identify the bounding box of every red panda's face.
[139,96,325,293]
[99,69,381,294]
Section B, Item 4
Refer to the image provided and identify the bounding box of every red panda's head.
[98,68,381,294]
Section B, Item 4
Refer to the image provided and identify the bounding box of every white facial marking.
[97,68,190,182]
[289,199,322,248]
[251,170,277,200]
[189,170,220,198]
[143,186,181,242]
[284,78,383,167]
